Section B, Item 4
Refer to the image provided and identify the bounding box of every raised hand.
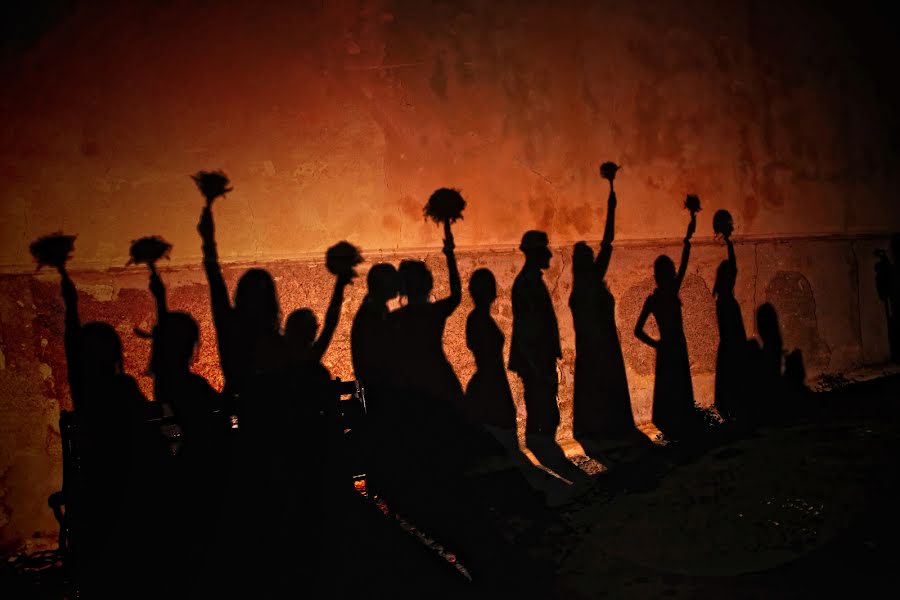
[197,205,215,244]
[442,220,455,255]
[686,212,697,242]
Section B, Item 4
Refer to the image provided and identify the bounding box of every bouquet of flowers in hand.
[128,236,172,268]
[30,233,76,270]
[599,161,620,181]
[191,170,232,205]
[684,194,702,214]
[424,188,466,224]
[326,241,363,280]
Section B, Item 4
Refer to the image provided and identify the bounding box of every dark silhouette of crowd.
[32,164,845,598]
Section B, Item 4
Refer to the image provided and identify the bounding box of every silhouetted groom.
[510,230,561,436]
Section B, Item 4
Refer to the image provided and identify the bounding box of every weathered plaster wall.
[0,236,894,549]
[2,0,900,551]
[1,0,899,271]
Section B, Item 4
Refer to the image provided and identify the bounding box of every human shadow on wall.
[634,202,702,442]
[568,167,647,464]
[138,254,230,594]
[747,302,810,426]
[711,210,751,428]
[31,233,161,596]
[386,197,541,586]
[511,230,588,484]
[465,267,567,497]
[874,233,900,364]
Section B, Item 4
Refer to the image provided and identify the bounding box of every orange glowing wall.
[2,0,900,551]
[1,0,898,272]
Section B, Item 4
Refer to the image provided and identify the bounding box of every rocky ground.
[3,374,899,598]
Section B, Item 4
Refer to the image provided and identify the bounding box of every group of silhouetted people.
[35,164,887,598]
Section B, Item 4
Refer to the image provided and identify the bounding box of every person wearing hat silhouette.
[509,230,562,437]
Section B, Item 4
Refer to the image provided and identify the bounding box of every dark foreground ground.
[3,375,899,598]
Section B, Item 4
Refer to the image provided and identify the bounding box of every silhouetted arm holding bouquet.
[596,162,620,279]
[193,171,235,383]
[677,195,699,291]
[424,188,465,315]
[313,242,362,363]
[198,205,230,328]
[128,236,173,320]
[30,234,84,405]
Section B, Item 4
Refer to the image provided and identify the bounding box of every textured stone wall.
[2,0,900,552]
[0,235,893,549]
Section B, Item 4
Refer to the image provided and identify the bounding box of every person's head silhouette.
[520,230,552,270]
[235,268,280,335]
[572,241,594,276]
[80,322,124,377]
[152,312,199,374]
[398,260,433,304]
[469,268,497,309]
[653,255,678,292]
[713,260,737,297]
[756,302,782,348]
[284,308,317,359]
[366,263,399,304]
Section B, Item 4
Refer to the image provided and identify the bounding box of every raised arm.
[676,213,696,290]
[436,220,462,314]
[59,266,84,408]
[634,297,658,349]
[149,264,168,319]
[311,274,350,363]
[198,205,231,328]
[596,185,617,280]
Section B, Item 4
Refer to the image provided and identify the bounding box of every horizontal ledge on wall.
[1,230,894,276]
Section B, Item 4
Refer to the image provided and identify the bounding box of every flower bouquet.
[30,233,76,270]
[191,170,232,206]
[128,236,172,270]
[684,194,702,215]
[599,161,620,181]
[424,188,466,225]
[326,241,363,280]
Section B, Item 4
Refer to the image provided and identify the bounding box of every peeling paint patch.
[38,363,52,380]
[81,284,115,302]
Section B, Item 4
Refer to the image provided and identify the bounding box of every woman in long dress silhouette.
[634,201,698,440]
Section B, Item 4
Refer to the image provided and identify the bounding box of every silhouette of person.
[510,231,587,483]
[634,208,698,440]
[712,218,748,424]
[875,234,900,363]
[149,317,227,593]
[54,264,157,595]
[350,263,399,498]
[465,268,517,430]
[351,263,399,402]
[197,204,286,420]
[569,171,635,440]
[754,302,784,410]
[285,266,351,373]
[510,230,561,437]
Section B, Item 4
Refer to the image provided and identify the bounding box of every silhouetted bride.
[465,267,517,430]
